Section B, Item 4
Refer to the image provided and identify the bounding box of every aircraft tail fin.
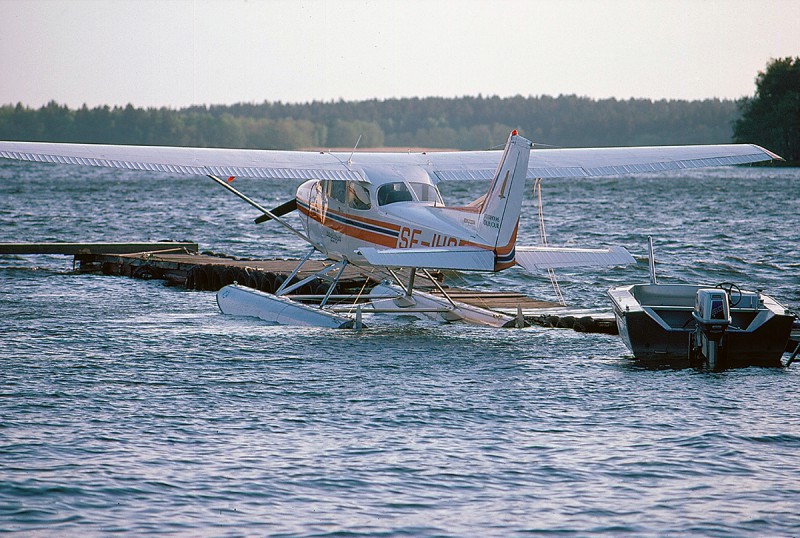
[476,131,531,268]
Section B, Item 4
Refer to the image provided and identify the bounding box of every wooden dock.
[1,241,619,332]
[74,248,561,310]
[0,241,560,309]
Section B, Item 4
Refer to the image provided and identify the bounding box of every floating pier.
[1,241,619,333]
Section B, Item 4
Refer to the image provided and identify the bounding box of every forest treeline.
[0,95,739,150]
[732,57,800,163]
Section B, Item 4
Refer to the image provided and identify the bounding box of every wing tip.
[750,144,784,161]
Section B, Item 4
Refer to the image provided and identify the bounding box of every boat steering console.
[715,282,743,307]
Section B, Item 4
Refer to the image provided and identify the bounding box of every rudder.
[477,131,531,266]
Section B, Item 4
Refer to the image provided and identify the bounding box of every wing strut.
[275,247,316,295]
[422,269,458,309]
[206,174,318,249]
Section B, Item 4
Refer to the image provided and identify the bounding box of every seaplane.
[0,131,781,328]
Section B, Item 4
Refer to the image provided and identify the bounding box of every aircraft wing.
[0,141,365,181]
[515,245,636,271]
[0,140,781,181]
[356,246,495,271]
[427,144,783,181]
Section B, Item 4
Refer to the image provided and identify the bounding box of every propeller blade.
[255,199,297,224]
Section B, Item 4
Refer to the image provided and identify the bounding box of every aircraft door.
[305,180,328,246]
[343,180,373,253]
[326,180,348,248]
[305,180,373,256]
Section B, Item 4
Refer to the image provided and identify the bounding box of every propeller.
[255,199,297,224]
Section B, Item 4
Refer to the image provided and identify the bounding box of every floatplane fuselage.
[296,131,529,272]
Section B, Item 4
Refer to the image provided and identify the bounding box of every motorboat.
[607,239,796,369]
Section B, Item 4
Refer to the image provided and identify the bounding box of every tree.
[733,57,800,163]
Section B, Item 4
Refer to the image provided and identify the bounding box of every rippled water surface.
[1,161,799,536]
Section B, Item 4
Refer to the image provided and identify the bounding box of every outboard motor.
[689,289,731,370]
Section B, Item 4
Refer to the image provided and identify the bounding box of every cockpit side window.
[327,180,347,205]
[408,182,442,204]
[377,182,413,206]
[347,181,371,210]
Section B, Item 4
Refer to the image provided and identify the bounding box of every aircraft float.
[0,132,781,328]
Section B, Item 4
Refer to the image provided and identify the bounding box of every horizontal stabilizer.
[356,246,495,271]
[515,245,635,271]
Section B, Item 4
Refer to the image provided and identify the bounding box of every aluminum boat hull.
[608,284,795,367]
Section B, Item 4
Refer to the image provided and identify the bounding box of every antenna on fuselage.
[347,135,362,166]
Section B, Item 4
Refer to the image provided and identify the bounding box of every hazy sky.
[1,0,797,109]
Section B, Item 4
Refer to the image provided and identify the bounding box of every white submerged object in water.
[216,284,356,329]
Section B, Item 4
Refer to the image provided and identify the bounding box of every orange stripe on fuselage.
[298,203,401,249]
[300,202,519,272]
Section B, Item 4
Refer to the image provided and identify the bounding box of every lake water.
[1,161,799,536]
